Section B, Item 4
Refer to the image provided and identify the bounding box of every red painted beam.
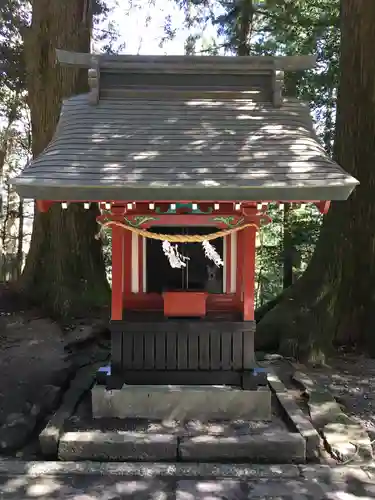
[36,200,53,212]
[36,200,333,217]
[37,199,333,206]
[123,292,238,312]
[97,213,251,228]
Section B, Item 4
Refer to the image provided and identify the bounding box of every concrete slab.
[58,431,178,461]
[179,431,306,463]
[91,384,272,421]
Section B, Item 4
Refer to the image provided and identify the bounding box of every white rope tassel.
[162,241,189,268]
[202,240,224,267]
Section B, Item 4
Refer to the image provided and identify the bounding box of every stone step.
[59,431,177,461]
[92,384,272,421]
[58,429,306,463]
[0,461,338,500]
[180,432,305,463]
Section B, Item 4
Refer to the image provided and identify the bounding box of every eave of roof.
[12,93,359,202]
[12,181,357,202]
[55,49,318,72]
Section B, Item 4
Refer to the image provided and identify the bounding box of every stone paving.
[0,475,326,499]
[0,461,374,499]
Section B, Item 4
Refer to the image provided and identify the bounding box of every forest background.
[1,0,373,362]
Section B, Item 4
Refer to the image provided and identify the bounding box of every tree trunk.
[20,0,109,316]
[16,198,23,279]
[256,0,375,362]
[236,0,254,56]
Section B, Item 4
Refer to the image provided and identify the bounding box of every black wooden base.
[107,316,258,388]
[111,317,255,368]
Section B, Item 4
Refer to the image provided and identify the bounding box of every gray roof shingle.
[12,53,358,202]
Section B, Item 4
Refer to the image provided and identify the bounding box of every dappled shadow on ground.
[0,474,174,499]
[343,473,375,497]
[299,355,375,440]
[316,468,375,499]
[0,315,68,454]
[0,283,71,456]
[0,467,375,499]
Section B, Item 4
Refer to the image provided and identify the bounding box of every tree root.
[255,280,337,364]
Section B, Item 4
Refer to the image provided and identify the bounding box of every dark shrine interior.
[146,226,224,294]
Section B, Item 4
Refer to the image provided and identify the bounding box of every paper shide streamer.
[162,240,223,268]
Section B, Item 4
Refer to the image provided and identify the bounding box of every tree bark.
[16,198,23,279]
[236,0,254,56]
[256,0,375,362]
[20,0,109,316]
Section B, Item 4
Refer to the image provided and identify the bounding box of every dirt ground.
[293,355,375,443]
[0,284,109,457]
[0,285,70,454]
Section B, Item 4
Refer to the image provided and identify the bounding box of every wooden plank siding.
[110,319,256,374]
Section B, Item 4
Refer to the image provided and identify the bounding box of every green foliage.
[0,0,117,96]
[256,205,322,306]
[0,0,28,96]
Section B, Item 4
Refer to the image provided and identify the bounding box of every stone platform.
[92,384,272,421]
[38,364,320,463]
[56,384,306,463]
[59,415,305,463]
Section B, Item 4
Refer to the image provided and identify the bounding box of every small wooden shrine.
[13,51,358,402]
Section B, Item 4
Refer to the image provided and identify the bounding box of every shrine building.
[12,51,358,421]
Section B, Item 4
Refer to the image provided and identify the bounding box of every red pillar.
[111,224,124,320]
[225,234,232,294]
[138,235,144,293]
[123,230,132,300]
[236,229,244,307]
[242,226,256,321]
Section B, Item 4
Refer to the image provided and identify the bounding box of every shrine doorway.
[146,226,224,294]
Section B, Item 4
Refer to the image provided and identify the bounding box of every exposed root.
[255,282,338,364]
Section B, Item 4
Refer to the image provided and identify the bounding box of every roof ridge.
[56,50,317,73]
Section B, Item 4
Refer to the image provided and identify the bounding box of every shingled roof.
[12,51,358,202]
